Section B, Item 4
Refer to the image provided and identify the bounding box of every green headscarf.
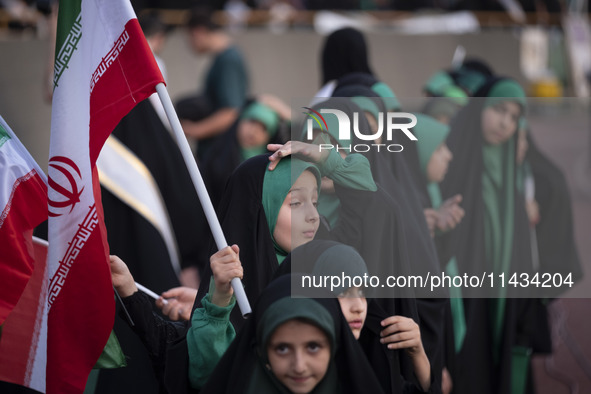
[350,96,380,124]
[484,79,526,110]
[481,79,525,362]
[413,115,451,179]
[311,244,369,295]
[441,85,469,105]
[257,297,336,355]
[413,114,450,208]
[248,297,338,394]
[241,101,280,137]
[240,102,280,160]
[424,71,455,96]
[262,157,321,264]
[455,68,489,95]
[371,82,401,111]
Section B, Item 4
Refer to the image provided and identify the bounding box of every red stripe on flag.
[47,200,112,392]
[0,239,48,387]
[88,19,164,165]
[0,171,48,324]
[46,15,163,393]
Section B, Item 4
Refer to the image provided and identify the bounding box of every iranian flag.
[47,0,163,392]
[0,237,49,392]
[0,116,47,325]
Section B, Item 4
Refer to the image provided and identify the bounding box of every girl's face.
[426,143,453,183]
[337,287,368,340]
[481,101,521,145]
[267,320,331,394]
[274,170,319,252]
[237,119,269,148]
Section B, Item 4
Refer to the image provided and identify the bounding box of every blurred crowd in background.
[1,0,590,33]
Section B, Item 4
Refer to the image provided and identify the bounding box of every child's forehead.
[292,171,319,188]
[270,319,330,340]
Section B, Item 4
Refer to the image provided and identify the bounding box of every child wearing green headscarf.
[413,119,467,361]
[187,156,321,389]
[238,101,281,160]
[188,145,379,389]
[440,78,544,394]
[199,274,386,394]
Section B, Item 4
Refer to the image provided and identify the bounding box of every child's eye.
[275,344,289,355]
[307,342,322,353]
[312,201,318,208]
[290,201,301,207]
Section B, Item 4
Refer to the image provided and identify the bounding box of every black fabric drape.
[102,98,206,275]
[97,99,204,394]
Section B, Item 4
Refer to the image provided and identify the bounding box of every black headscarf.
[321,27,373,85]
[200,274,386,394]
[101,98,204,286]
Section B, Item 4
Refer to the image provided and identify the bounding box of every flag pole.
[155,83,251,318]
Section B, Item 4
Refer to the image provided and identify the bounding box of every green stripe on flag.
[54,0,82,88]
[0,123,10,148]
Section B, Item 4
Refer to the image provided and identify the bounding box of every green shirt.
[204,46,248,110]
[317,149,377,228]
[187,293,236,389]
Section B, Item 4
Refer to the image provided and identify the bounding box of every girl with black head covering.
[306,95,448,393]
[199,274,386,394]
[280,240,434,394]
[440,77,548,394]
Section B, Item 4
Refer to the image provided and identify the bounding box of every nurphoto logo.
[303,107,418,153]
